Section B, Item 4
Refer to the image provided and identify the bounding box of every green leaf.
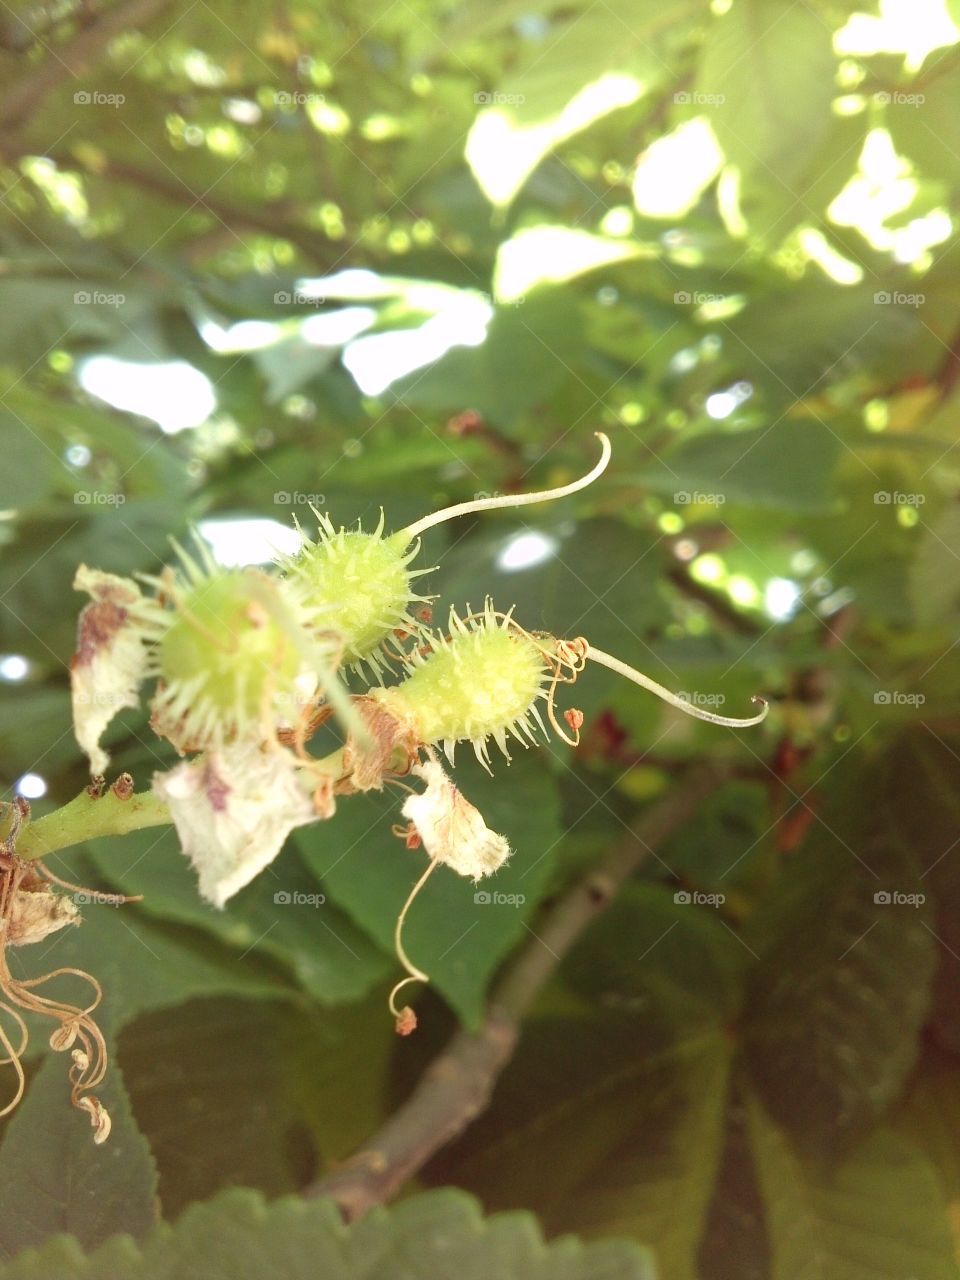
[0,1188,656,1280]
[467,72,644,210]
[388,294,583,424]
[0,1051,157,1260]
[494,228,654,302]
[83,830,391,1007]
[909,503,960,628]
[0,685,76,780]
[299,749,562,1025]
[465,0,699,207]
[729,114,867,241]
[37,851,292,1029]
[0,411,53,509]
[118,998,313,1213]
[897,1050,960,1262]
[652,781,772,896]
[435,1009,730,1276]
[747,1094,959,1280]
[0,504,182,664]
[886,60,960,192]
[877,730,960,1050]
[116,992,396,1214]
[433,885,743,1274]
[1,377,190,504]
[564,884,750,1023]
[878,729,960,895]
[696,0,836,194]
[721,283,921,405]
[0,279,158,367]
[637,420,840,511]
[250,329,341,404]
[743,813,936,1159]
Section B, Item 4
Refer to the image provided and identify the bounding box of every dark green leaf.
[300,749,562,1025]
[744,816,936,1159]
[83,830,391,1007]
[638,420,840,511]
[0,1052,157,1259]
[0,1188,656,1280]
[697,0,836,195]
[748,1094,959,1280]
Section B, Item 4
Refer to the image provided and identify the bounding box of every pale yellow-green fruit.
[156,570,304,746]
[282,517,427,672]
[372,608,550,765]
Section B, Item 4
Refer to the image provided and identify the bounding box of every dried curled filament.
[387,856,441,1036]
[0,953,112,1143]
[401,432,612,541]
[0,1003,27,1117]
[0,802,114,1142]
[33,858,143,904]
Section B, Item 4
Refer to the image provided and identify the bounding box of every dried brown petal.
[6,886,79,947]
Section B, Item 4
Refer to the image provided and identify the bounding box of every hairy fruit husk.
[281,516,428,673]
[370,608,549,765]
[155,570,305,747]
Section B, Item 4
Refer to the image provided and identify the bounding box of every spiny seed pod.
[280,513,431,675]
[152,545,320,751]
[280,434,612,678]
[368,600,770,773]
[370,603,552,767]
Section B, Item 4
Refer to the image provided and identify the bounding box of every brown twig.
[9,144,347,268]
[0,0,177,128]
[668,565,762,636]
[306,763,730,1219]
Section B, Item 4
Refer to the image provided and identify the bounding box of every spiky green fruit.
[155,569,306,748]
[371,605,550,766]
[281,514,429,674]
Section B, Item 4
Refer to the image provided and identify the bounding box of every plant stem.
[13,744,349,861]
[0,0,177,127]
[15,790,171,861]
[306,763,731,1219]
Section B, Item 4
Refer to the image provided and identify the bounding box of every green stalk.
[15,790,172,861]
[13,745,348,862]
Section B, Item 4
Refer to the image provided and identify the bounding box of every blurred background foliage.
[1,0,960,1275]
